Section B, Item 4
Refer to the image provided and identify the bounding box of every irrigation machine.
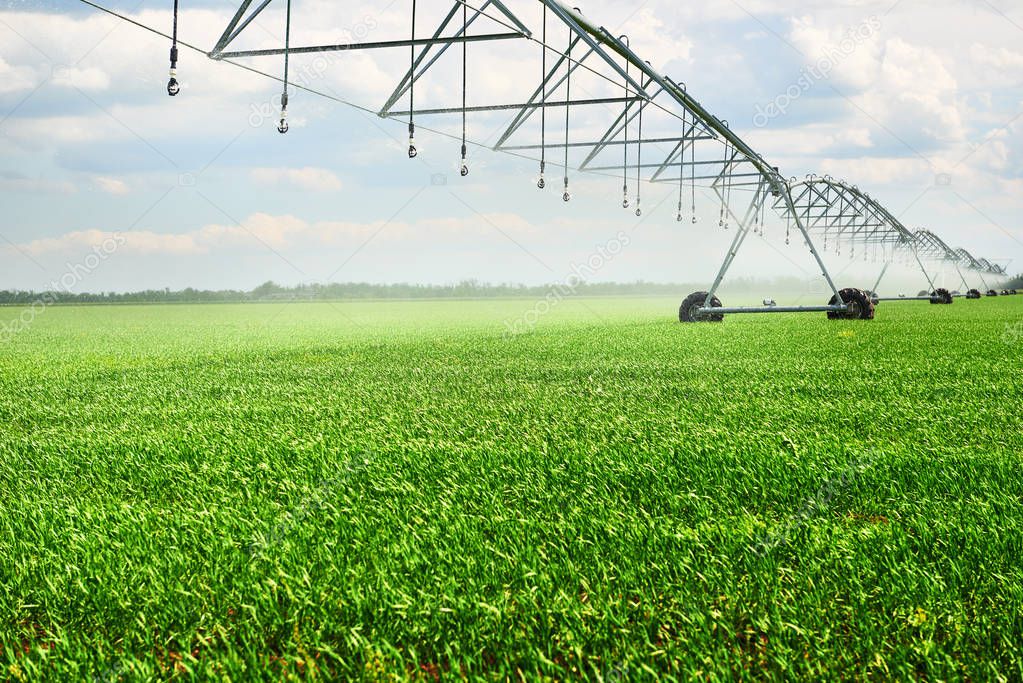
[76,0,1012,322]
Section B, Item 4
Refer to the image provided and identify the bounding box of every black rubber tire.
[679,291,723,323]
[929,288,953,305]
[864,290,880,305]
[987,290,999,297]
[966,289,982,300]
[827,288,875,320]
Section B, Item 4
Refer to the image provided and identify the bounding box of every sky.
[1,0,1021,294]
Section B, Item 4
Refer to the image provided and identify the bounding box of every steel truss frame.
[521,4,848,316]
[781,177,1008,304]
[783,177,937,302]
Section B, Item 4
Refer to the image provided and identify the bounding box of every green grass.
[1,296,1022,681]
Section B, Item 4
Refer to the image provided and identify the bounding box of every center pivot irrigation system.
[79,0,1014,322]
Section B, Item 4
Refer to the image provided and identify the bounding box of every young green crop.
[1,297,1021,680]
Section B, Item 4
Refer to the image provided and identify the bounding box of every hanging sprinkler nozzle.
[277,92,289,134]
[167,46,179,96]
[408,123,417,159]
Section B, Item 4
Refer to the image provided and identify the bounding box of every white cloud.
[5,211,541,257]
[250,167,344,192]
[93,176,129,195]
[746,124,874,158]
[0,55,37,94]
[969,44,1023,72]
[788,14,883,92]
[857,38,966,143]
[5,114,120,145]
[815,157,932,187]
[0,171,76,194]
[52,65,111,91]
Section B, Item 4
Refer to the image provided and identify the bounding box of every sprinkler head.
[635,208,642,217]
[408,140,417,158]
[460,164,469,177]
[167,49,179,96]
[622,199,629,209]
[563,191,571,202]
[537,176,546,189]
[677,214,683,222]
[277,119,289,134]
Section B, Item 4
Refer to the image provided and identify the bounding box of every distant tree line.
[4,274,1003,305]
[0,280,687,305]
[1007,274,1023,289]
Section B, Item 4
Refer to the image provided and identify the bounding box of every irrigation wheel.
[929,288,953,305]
[827,288,875,320]
[987,289,999,297]
[966,289,982,299]
[679,291,724,323]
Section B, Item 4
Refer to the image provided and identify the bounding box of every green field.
[2,296,1022,681]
